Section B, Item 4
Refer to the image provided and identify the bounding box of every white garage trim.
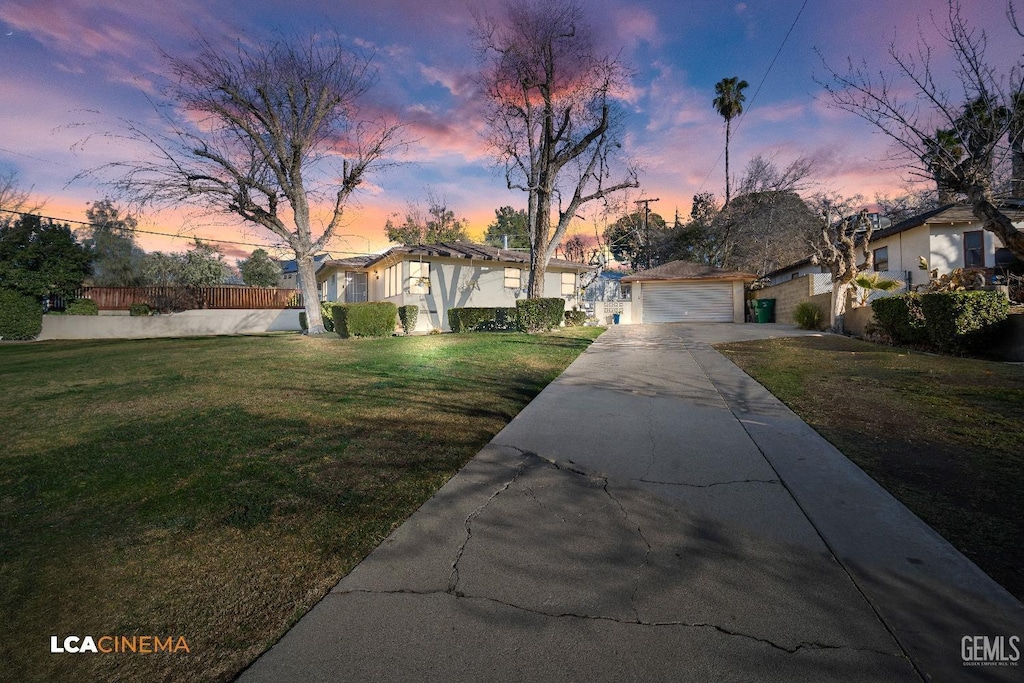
[641,281,735,323]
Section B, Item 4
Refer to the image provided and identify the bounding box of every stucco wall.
[38,309,301,340]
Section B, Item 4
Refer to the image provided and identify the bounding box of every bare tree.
[0,170,40,223]
[809,192,874,332]
[819,0,1024,260]
[84,36,403,334]
[475,0,639,298]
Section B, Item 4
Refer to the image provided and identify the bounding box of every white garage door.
[642,282,734,323]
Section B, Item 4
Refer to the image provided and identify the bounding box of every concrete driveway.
[240,324,1023,682]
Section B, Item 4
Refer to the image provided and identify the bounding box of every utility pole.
[634,198,660,269]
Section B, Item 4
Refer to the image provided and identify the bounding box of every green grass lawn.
[717,335,1024,601]
[0,328,602,682]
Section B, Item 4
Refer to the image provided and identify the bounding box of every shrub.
[65,298,99,316]
[299,311,307,332]
[320,301,336,333]
[792,301,825,330]
[516,298,565,332]
[920,290,1009,353]
[333,302,397,338]
[0,288,43,340]
[448,307,518,333]
[871,294,927,346]
[129,302,152,317]
[398,305,419,335]
[564,309,587,327]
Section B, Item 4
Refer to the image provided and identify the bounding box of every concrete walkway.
[240,324,1023,682]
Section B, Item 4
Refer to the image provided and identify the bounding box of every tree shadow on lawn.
[0,404,493,683]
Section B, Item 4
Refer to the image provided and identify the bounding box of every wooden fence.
[52,286,304,311]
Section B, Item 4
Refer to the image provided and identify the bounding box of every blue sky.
[0,0,1019,260]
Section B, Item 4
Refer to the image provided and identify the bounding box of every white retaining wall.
[38,309,302,340]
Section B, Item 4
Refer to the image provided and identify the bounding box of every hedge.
[129,302,152,317]
[871,294,927,345]
[919,290,1009,353]
[333,302,397,338]
[516,298,565,332]
[871,290,1009,353]
[65,298,99,315]
[320,301,337,333]
[0,289,43,340]
[398,305,419,335]
[564,309,587,327]
[448,307,518,333]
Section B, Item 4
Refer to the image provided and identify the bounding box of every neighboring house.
[582,271,630,304]
[279,253,334,289]
[316,242,589,332]
[867,204,1024,287]
[764,257,828,286]
[621,261,755,323]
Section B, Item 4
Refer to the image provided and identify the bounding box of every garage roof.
[621,260,756,283]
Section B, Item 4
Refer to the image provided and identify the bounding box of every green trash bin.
[754,298,776,324]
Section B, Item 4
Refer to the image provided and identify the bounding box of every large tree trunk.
[724,120,732,205]
[1012,142,1024,200]
[969,191,1024,261]
[830,281,851,334]
[296,255,326,334]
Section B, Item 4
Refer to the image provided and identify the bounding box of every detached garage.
[622,261,755,324]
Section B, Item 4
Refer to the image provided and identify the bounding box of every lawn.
[0,328,602,682]
[717,335,1024,601]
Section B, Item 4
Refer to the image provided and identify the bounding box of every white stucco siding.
[869,225,931,286]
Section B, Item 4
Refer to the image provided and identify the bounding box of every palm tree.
[713,77,748,205]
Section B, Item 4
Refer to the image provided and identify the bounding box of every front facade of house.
[866,205,1024,287]
[316,243,587,332]
[621,261,755,324]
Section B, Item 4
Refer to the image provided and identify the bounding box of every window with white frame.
[561,272,576,296]
[409,261,430,294]
[383,265,398,298]
[504,267,522,289]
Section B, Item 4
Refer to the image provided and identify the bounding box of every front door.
[345,272,368,303]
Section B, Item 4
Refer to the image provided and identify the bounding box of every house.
[621,261,756,323]
[279,253,334,289]
[315,242,589,332]
[866,204,1024,287]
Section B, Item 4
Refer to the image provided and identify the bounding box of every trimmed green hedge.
[65,298,99,316]
[0,289,43,340]
[333,302,397,338]
[320,301,337,333]
[920,290,1009,353]
[871,294,927,345]
[516,298,565,332]
[398,305,419,335]
[448,307,518,333]
[871,290,1008,353]
[129,302,152,317]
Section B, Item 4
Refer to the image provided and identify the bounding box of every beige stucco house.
[315,242,589,332]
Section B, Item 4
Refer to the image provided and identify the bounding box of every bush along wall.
[398,305,419,335]
[0,288,43,340]
[564,309,587,327]
[870,294,927,346]
[516,298,565,332]
[64,298,99,316]
[871,290,1008,353]
[448,307,518,333]
[919,290,1009,353]
[333,302,398,338]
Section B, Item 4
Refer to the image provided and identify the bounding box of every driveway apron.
[240,324,1022,682]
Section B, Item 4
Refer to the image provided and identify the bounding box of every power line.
[696,0,809,196]
[0,207,380,256]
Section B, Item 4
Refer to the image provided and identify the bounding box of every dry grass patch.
[718,335,1024,600]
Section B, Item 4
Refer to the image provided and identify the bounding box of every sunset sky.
[0,0,1019,261]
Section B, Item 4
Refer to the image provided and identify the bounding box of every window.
[319,278,328,302]
[561,272,576,296]
[409,261,430,294]
[620,284,631,300]
[504,267,522,289]
[383,265,400,298]
[874,246,889,272]
[964,230,984,268]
